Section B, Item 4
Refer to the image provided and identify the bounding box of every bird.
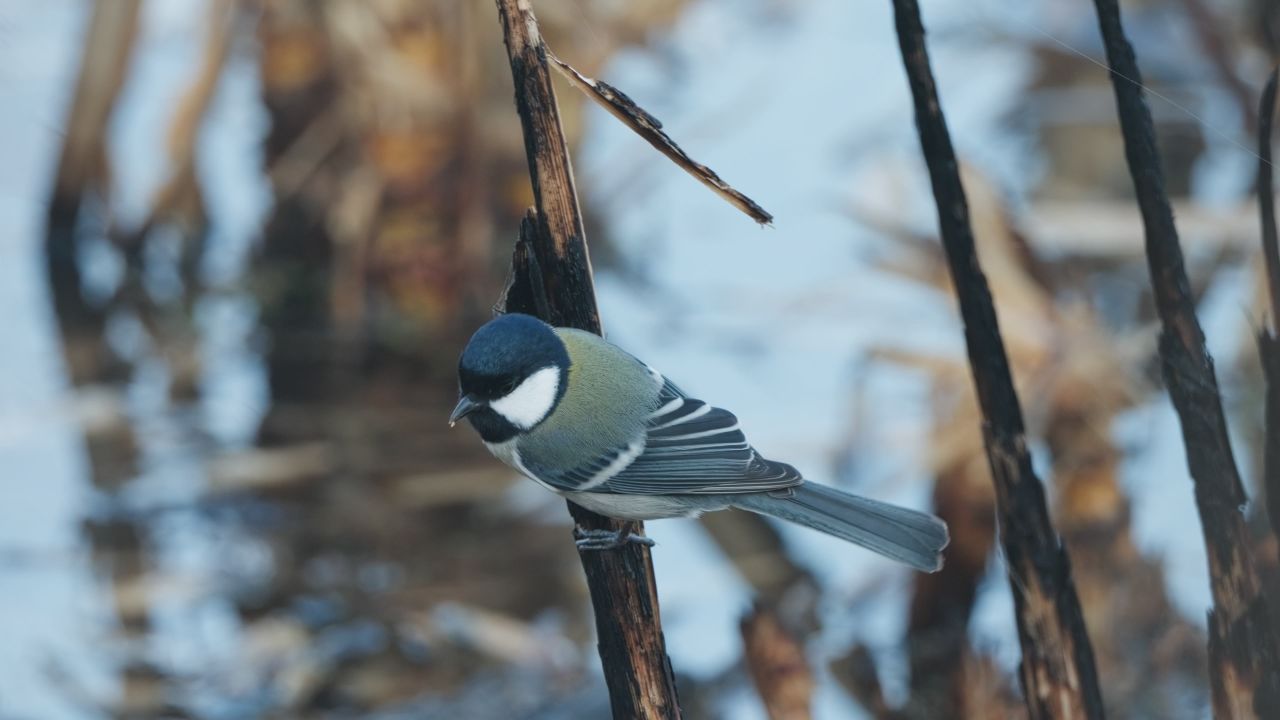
[448,313,949,572]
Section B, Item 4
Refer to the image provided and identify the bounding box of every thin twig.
[1089,0,1280,715]
[1258,67,1280,570]
[889,1,1106,718]
[493,2,681,718]
[1261,69,1280,330]
[548,52,773,225]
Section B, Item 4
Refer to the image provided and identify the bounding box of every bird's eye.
[499,379,519,395]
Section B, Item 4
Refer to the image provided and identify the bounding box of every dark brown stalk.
[740,605,814,720]
[1088,1,1280,716]
[889,1,1105,718]
[1261,70,1280,329]
[1259,69,1280,567]
[493,2,681,718]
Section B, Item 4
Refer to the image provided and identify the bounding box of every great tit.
[449,313,948,572]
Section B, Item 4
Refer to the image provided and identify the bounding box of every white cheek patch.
[489,366,560,429]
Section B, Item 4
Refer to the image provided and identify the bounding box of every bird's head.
[451,313,570,443]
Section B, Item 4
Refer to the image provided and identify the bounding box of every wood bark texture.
[889,1,1106,718]
[494,2,682,718]
[1089,1,1280,717]
[1260,69,1280,552]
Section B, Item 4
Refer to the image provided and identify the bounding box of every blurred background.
[1,0,1278,717]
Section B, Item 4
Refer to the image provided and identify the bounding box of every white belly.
[565,491,732,520]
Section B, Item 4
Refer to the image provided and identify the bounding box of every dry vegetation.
[36,0,1280,717]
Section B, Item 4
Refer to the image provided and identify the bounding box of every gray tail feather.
[733,483,949,572]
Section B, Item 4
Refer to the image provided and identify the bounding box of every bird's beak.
[448,394,482,427]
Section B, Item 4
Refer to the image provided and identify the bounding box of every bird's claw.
[573,527,655,551]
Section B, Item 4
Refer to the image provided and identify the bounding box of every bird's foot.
[573,525,655,551]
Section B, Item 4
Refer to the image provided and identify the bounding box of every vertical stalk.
[889,1,1105,717]
[493,3,682,718]
[1089,1,1280,716]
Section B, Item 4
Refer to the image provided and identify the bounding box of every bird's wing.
[521,378,803,495]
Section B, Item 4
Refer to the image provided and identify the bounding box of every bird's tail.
[732,483,949,572]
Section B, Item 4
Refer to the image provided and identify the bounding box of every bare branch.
[1258,66,1280,594]
[1089,0,1280,715]
[548,52,773,225]
[1261,69,1280,330]
[493,2,681,718]
[889,1,1105,717]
